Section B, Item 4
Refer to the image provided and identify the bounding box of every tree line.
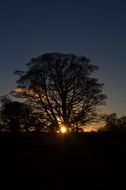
[0,52,125,133]
[99,113,126,132]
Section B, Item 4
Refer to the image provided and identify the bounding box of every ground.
[0,132,126,189]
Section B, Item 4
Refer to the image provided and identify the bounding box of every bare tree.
[11,53,106,132]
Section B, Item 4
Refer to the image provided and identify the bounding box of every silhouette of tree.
[119,116,126,131]
[12,53,106,132]
[0,95,11,106]
[0,98,32,133]
[103,113,126,132]
[104,113,118,131]
[0,95,12,130]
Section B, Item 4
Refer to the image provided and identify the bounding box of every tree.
[103,113,126,132]
[12,53,106,132]
[119,116,126,131]
[0,95,12,131]
[103,113,119,131]
[0,98,32,133]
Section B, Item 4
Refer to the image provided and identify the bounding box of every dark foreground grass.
[0,132,126,189]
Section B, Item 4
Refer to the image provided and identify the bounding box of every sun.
[60,126,67,134]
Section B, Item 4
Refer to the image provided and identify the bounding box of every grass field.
[0,132,126,189]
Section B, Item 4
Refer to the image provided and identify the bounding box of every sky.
[0,0,126,118]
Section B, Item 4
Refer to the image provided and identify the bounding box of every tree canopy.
[0,96,33,132]
[12,53,107,132]
[102,113,126,132]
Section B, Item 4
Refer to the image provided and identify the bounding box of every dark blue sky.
[0,0,126,117]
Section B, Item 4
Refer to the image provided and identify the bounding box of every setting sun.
[60,126,67,134]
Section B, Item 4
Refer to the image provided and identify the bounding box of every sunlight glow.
[60,126,67,134]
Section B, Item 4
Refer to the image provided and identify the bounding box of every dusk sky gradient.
[0,0,126,117]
